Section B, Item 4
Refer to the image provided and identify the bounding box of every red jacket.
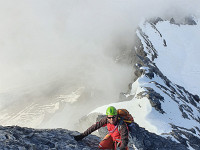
[82,116,129,149]
[107,122,122,142]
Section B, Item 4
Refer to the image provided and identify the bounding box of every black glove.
[74,134,85,141]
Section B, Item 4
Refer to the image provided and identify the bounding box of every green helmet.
[106,106,117,116]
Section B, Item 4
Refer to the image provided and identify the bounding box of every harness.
[108,125,118,134]
[106,118,129,149]
[107,118,125,141]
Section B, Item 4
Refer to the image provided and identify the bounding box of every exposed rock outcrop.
[0,125,100,150]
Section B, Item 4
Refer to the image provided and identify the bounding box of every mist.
[0,0,200,129]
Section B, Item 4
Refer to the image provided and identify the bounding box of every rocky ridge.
[0,125,100,150]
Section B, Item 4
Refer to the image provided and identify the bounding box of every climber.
[74,106,129,150]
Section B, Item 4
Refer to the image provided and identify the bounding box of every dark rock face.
[137,87,165,113]
[130,122,188,150]
[165,16,197,26]
[0,125,100,150]
[193,95,200,103]
[170,18,176,25]
[185,16,197,25]
[169,125,200,150]
[149,17,164,25]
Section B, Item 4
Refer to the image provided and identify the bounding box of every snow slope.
[142,20,200,96]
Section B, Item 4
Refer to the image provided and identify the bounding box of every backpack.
[117,109,135,142]
[117,109,134,124]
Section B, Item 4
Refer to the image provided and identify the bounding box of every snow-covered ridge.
[136,19,200,130]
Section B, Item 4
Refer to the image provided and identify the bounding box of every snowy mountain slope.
[139,18,200,96]
[0,87,85,128]
[85,18,200,149]
[0,102,59,127]
[136,18,200,129]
